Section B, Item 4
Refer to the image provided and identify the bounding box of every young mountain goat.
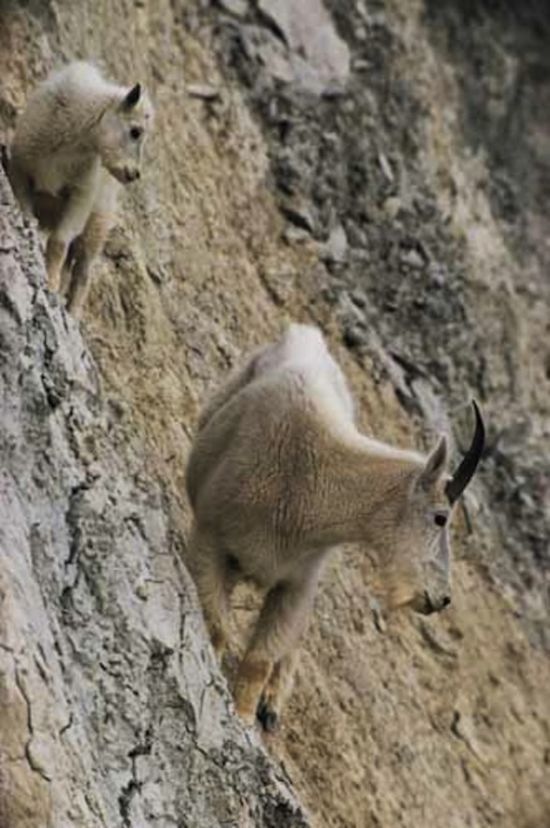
[185,324,485,731]
[9,61,153,317]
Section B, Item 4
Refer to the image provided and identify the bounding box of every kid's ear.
[123,83,141,109]
[417,435,448,490]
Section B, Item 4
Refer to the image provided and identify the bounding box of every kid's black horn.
[445,400,485,504]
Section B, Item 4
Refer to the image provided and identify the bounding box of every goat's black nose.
[441,595,452,608]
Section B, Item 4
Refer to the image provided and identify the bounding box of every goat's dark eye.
[434,512,448,528]
[130,126,143,141]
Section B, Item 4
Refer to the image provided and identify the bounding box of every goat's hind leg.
[6,155,34,215]
[187,526,234,658]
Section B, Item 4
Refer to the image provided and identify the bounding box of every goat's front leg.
[234,560,323,728]
[46,171,98,293]
[66,211,113,317]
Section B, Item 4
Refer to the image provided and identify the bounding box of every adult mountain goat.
[9,61,153,316]
[186,324,485,731]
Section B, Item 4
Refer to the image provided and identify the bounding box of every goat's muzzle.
[110,166,140,184]
[124,167,140,183]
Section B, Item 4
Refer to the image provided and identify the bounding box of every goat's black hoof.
[257,699,279,733]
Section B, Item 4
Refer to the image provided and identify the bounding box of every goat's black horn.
[445,400,485,504]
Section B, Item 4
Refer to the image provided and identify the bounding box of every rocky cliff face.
[0,1,548,827]
[0,170,309,827]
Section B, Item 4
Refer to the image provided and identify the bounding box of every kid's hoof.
[257,700,279,733]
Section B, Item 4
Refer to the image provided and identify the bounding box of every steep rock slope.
[0,1,549,827]
[0,169,309,826]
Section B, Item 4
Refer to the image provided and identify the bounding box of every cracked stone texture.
[0,0,549,826]
[0,172,309,826]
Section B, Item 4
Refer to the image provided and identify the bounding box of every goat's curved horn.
[445,400,485,504]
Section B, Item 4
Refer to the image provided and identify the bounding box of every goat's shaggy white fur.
[9,61,153,316]
[186,324,456,730]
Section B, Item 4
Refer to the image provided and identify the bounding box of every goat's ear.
[417,435,448,490]
[123,83,141,109]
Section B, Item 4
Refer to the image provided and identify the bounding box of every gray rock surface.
[231,0,350,95]
[256,0,350,94]
[0,169,309,827]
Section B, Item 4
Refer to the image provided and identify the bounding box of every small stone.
[217,0,248,17]
[322,223,348,263]
[383,196,402,219]
[279,198,316,233]
[147,264,168,285]
[350,289,367,309]
[187,84,220,100]
[350,248,370,263]
[345,223,367,247]
[283,225,311,244]
[428,265,445,287]
[369,598,387,633]
[378,151,394,183]
[343,324,367,349]
[322,83,348,100]
[401,247,424,269]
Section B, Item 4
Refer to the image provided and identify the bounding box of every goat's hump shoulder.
[280,323,328,363]
[254,324,329,377]
[48,61,105,90]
